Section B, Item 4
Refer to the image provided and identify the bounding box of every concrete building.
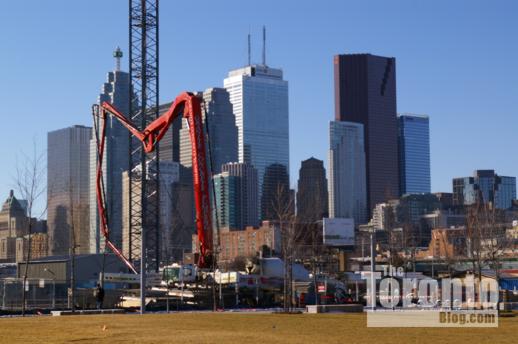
[334,54,399,213]
[296,158,328,223]
[48,125,91,256]
[427,228,466,259]
[0,190,28,242]
[193,221,281,263]
[398,114,431,195]
[370,203,393,230]
[89,49,131,253]
[453,170,516,209]
[15,233,49,263]
[0,238,17,262]
[328,121,367,225]
[221,162,259,228]
[224,64,289,220]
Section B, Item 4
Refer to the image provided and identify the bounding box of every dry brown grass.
[0,312,516,344]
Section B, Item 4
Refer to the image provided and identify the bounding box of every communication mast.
[128,0,160,275]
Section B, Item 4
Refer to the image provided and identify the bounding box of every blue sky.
[1,0,517,212]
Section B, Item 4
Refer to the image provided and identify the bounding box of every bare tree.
[14,142,46,316]
[270,183,296,312]
[466,201,510,283]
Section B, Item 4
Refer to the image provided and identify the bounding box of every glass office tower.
[48,125,92,256]
[224,64,289,221]
[334,54,399,213]
[453,170,516,209]
[328,121,367,225]
[398,114,431,195]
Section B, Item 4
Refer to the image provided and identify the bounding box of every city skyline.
[1,0,517,213]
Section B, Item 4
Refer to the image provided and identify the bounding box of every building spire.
[113,46,123,71]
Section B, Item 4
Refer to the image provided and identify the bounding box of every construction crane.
[94,92,214,273]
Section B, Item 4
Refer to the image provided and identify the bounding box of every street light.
[359,224,379,310]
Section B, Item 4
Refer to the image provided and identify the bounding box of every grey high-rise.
[89,51,130,253]
[328,121,367,225]
[48,125,92,256]
[296,158,328,223]
[334,54,399,214]
[221,162,259,228]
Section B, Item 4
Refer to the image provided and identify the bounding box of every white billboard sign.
[323,217,355,246]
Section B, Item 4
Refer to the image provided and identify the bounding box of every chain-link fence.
[0,278,67,311]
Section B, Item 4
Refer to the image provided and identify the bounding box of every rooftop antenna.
[247,31,251,66]
[262,25,266,66]
[113,46,123,71]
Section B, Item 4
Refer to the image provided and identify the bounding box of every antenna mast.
[262,25,266,66]
[247,32,251,66]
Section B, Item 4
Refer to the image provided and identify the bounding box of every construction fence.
[0,278,119,311]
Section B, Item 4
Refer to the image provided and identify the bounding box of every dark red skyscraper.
[334,53,399,214]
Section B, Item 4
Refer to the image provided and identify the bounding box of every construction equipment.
[94,92,213,273]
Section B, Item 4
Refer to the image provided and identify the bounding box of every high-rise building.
[296,158,328,223]
[89,49,130,253]
[203,88,238,174]
[221,162,259,228]
[328,121,367,225]
[334,53,399,213]
[48,125,92,256]
[213,172,242,231]
[261,163,291,221]
[453,170,516,209]
[122,161,182,264]
[224,64,289,220]
[398,114,431,195]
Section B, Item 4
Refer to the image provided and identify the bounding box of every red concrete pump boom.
[95,92,213,273]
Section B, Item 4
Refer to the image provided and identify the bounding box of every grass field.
[0,312,516,344]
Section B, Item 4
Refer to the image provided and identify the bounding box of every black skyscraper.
[261,163,291,221]
[334,53,399,213]
[296,157,328,223]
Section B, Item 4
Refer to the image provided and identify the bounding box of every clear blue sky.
[1,0,517,212]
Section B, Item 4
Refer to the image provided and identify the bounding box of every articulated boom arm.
[95,92,213,272]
